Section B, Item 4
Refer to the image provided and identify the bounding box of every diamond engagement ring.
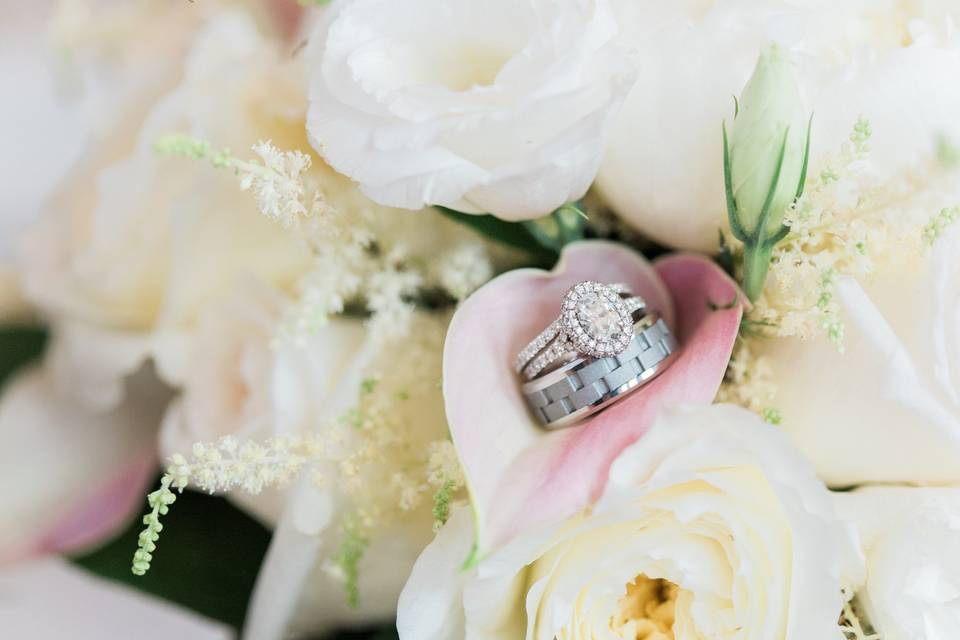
[515,282,646,380]
[515,281,678,429]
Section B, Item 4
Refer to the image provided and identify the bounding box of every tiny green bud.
[727,44,809,239]
[723,44,811,301]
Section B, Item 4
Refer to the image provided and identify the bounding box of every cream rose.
[837,486,960,640]
[17,12,312,409]
[762,221,960,486]
[305,0,636,219]
[398,404,862,639]
[599,0,960,251]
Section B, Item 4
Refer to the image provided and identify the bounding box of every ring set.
[515,281,678,429]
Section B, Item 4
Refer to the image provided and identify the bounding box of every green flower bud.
[723,44,811,300]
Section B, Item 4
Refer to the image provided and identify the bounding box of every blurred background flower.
[599,0,960,252]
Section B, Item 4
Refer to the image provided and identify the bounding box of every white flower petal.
[839,487,960,640]
[307,0,636,219]
[399,404,862,639]
[397,508,473,640]
[0,557,231,640]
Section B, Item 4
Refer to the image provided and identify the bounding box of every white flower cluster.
[716,338,781,425]
[747,118,958,348]
[242,141,317,228]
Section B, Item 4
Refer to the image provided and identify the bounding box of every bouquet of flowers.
[3,1,960,639]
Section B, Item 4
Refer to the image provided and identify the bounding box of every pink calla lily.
[443,241,742,556]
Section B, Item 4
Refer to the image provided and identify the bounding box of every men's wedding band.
[522,315,677,429]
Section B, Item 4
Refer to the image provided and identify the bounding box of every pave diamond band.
[514,282,641,374]
[522,316,677,429]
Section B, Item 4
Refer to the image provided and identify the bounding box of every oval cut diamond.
[577,292,621,340]
[560,281,634,357]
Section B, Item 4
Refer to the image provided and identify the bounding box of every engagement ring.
[515,281,646,379]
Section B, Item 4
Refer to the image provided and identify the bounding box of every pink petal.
[37,450,156,557]
[266,0,306,41]
[444,242,742,554]
[0,367,164,565]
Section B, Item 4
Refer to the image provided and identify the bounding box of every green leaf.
[436,207,556,266]
[795,114,813,200]
[722,122,748,243]
[72,485,272,632]
[752,127,790,243]
[0,325,48,388]
[521,203,587,253]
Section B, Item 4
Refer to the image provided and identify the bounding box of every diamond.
[560,281,634,358]
[576,292,622,339]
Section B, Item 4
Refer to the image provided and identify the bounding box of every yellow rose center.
[609,575,678,639]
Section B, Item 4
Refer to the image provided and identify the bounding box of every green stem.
[742,241,774,302]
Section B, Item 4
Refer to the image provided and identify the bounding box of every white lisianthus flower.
[305,0,636,219]
[763,220,960,485]
[838,486,960,640]
[399,404,862,639]
[599,0,960,251]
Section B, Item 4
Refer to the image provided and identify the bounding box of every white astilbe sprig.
[131,312,466,601]
[716,338,781,425]
[153,133,496,344]
[154,134,323,228]
[743,117,960,349]
[132,434,319,576]
[722,120,960,427]
[434,243,494,302]
[242,141,315,227]
[170,435,316,495]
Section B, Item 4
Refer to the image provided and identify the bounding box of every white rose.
[399,404,862,639]
[764,222,960,486]
[305,0,636,219]
[17,12,312,409]
[837,486,960,640]
[599,0,960,251]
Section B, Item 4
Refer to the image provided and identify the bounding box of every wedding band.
[521,296,647,380]
[514,281,644,374]
[522,315,677,429]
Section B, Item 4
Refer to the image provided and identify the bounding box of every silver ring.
[522,315,677,429]
[514,281,644,375]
